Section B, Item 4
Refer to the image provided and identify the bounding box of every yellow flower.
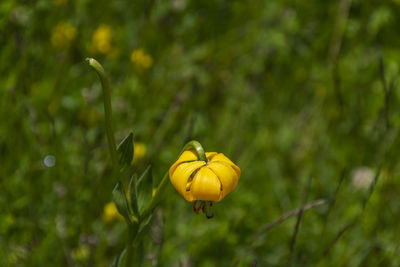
[152,188,157,197]
[130,49,153,69]
[132,142,147,163]
[78,108,102,126]
[71,245,90,262]
[102,202,123,223]
[169,150,241,202]
[51,22,76,48]
[91,25,112,55]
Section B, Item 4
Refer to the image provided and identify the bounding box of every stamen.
[192,201,202,214]
[192,201,199,213]
[205,201,214,219]
[193,201,214,218]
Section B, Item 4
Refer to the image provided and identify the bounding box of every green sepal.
[117,132,134,171]
[136,166,153,214]
[129,174,139,219]
[112,181,133,224]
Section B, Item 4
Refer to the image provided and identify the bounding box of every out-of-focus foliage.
[1,0,400,266]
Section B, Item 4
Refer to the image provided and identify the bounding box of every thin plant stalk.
[125,225,137,267]
[86,58,118,167]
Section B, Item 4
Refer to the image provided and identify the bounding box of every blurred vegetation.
[1,0,400,266]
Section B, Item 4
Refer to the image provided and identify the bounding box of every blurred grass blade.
[111,248,126,267]
[112,181,133,224]
[117,132,134,171]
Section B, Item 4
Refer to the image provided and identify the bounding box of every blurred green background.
[1,0,400,266]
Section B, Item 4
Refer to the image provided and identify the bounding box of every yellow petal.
[210,153,241,178]
[183,189,195,202]
[170,161,205,198]
[207,161,239,200]
[191,166,221,202]
[169,150,199,177]
[206,152,218,161]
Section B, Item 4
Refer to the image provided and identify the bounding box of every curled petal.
[191,167,221,202]
[210,153,241,178]
[170,161,205,198]
[183,190,195,202]
[169,150,199,177]
[207,161,239,200]
[205,152,218,161]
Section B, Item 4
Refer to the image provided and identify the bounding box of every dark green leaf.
[129,174,139,218]
[136,166,153,213]
[134,214,153,244]
[112,181,132,224]
[117,132,134,171]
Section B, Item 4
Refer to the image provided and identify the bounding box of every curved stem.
[86,58,118,167]
[182,140,207,162]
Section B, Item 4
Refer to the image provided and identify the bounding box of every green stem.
[125,224,136,267]
[86,58,118,167]
[182,140,207,162]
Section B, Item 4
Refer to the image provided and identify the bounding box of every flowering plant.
[87,58,239,266]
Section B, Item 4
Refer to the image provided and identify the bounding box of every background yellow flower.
[71,245,90,262]
[102,202,123,223]
[51,22,76,48]
[130,49,153,69]
[132,142,147,163]
[91,25,112,55]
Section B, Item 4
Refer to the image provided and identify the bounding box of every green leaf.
[129,174,139,219]
[112,181,132,224]
[117,132,134,171]
[140,171,169,220]
[136,166,153,213]
[133,214,153,244]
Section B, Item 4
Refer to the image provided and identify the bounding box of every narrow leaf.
[129,174,139,218]
[110,248,126,267]
[112,182,132,224]
[133,215,153,244]
[117,132,134,171]
[136,166,153,213]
